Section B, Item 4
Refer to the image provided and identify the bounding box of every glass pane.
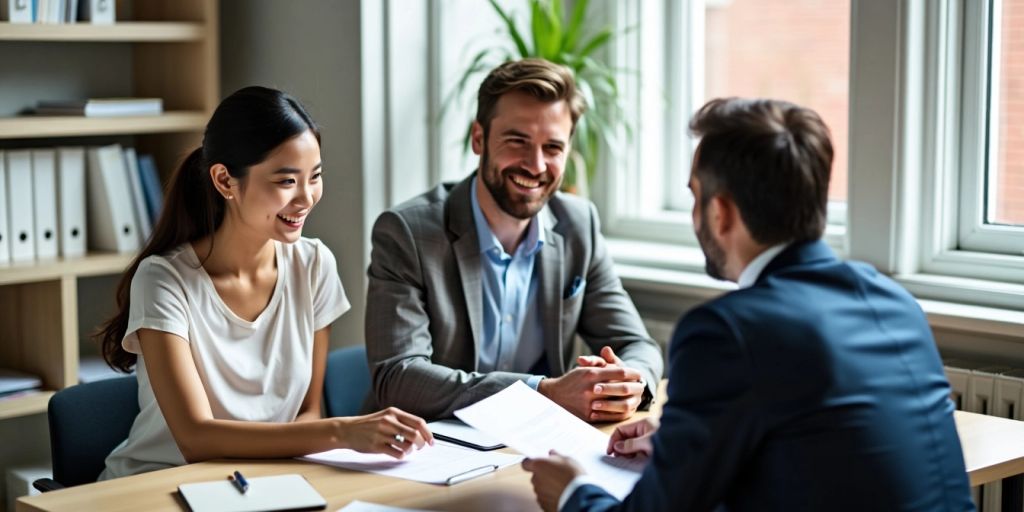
[990,0,1024,226]
[704,0,850,204]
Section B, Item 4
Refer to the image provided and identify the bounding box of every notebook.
[177,473,326,512]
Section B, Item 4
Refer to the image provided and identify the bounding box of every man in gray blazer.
[365,59,663,421]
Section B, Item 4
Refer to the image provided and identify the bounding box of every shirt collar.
[737,242,790,289]
[470,176,545,258]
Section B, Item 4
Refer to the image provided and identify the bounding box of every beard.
[479,145,561,220]
[697,214,727,280]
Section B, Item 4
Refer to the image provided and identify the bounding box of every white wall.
[220,0,367,348]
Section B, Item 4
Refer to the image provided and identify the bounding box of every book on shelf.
[0,368,42,397]
[123,147,152,244]
[34,97,163,118]
[0,150,9,266]
[136,153,163,224]
[0,0,34,23]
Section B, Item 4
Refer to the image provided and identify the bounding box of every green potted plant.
[446,0,629,196]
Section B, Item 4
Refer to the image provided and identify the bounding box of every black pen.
[230,470,249,494]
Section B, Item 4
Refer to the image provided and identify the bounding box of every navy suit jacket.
[565,241,974,512]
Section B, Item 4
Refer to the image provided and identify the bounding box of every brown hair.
[96,86,320,372]
[475,58,586,136]
[689,97,833,245]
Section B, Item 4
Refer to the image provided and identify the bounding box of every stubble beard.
[479,145,560,220]
[697,214,727,280]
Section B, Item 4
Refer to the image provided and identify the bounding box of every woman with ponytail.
[97,86,432,480]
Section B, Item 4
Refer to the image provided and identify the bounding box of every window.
[599,0,850,248]
[600,0,1024,304]
[990,0,1024,228]
[956,0,1024,255]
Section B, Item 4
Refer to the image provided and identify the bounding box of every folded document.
[455,381,649,499]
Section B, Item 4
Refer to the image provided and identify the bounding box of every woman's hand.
[337,407,434,458]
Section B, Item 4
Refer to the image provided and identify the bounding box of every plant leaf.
[439,48,498,119]
[489,0,531,57]
[579,27,612,59]
[531,0,562,59]
[562,0,589,52]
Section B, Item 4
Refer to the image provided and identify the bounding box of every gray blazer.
[365,174,664,420]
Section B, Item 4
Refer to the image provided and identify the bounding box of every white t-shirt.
[100,237,349,480]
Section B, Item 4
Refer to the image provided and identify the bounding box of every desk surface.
[18,393,1024,511]
[955,409,1024,486]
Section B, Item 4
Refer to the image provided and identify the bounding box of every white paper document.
[337,501,435,512]
[301,441,522,485]
[454,381,648,499]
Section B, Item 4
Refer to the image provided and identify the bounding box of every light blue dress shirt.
[470,178,546,389]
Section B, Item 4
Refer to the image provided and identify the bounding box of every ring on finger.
[394,433,405,444]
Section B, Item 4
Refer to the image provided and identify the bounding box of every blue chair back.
[324,345,371,417]
[48,376,138,486]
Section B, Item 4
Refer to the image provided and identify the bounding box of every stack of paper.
[454,381,649,499]
[301,441,522,486]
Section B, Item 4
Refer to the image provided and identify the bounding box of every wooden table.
[18,392,1024,511]
[955,410,1024,487]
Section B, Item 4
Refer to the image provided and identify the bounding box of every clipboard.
[428,419,505,451]
[177,473,326,512]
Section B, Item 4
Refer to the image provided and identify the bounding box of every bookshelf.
[0,0,219,419]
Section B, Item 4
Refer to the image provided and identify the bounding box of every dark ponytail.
[97,86,321,372]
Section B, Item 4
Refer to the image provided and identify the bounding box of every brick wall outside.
[704,0,850,203]
[997,0,1024,225]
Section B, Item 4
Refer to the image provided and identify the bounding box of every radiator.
[945,359,1024,512]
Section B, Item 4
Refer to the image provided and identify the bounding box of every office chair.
[33,376,139,491]
[323,345,371,417]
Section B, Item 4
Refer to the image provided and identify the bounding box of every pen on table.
[229,470,249,494]
[445,464,499,486]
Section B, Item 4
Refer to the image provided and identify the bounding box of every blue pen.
[231,470,249,494]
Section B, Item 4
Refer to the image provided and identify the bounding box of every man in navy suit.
[522,98,974,511]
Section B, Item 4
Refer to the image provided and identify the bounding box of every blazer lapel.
[447,175,484,369]
[536,206,565,375]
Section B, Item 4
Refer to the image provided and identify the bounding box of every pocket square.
[564,275,586,299]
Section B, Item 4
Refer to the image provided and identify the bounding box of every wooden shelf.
[0,390,54,420]
[0,252,134,286]
[0,22,205,42]
[0,111,207,139]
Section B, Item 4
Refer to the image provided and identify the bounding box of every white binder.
[87,144,139,253]
[122,147,151,245]
[57,147,87,258]
[5,150,35,263]
[31,149,59,260]
[0,151,10,266]
[0,0,33,23]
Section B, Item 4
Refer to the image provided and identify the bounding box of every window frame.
[598,0,848,257]
[850,0,1024,306]
[957,0,1024,253]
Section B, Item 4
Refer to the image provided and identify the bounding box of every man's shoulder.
[387,182,455,217]
[545,191,597,229]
